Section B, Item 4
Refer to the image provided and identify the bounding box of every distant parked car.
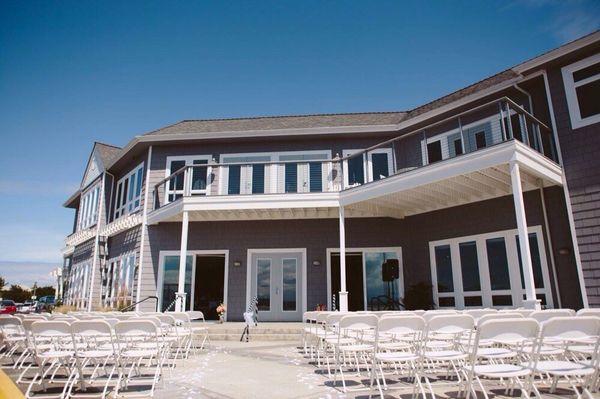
[36,296,56,312]
[0,300,17,314]
[18,301,36,313]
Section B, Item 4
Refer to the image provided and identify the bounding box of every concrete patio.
[154,340,584,399]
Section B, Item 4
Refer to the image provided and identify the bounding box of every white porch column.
[510,161,540,310]
[338,206,348,312]
[175,211,189,312]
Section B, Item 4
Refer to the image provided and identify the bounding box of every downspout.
[135,146,153,311]
[87,172,106,311]
[541,70,589,308]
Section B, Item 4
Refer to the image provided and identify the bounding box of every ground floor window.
[102,253,136,309]
[68,261,91,308]
[157,251,227,319]
[327,247,403,311]
[429,226,553,309]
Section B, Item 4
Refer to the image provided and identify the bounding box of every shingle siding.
[135,189,581,319]
[545,48,600,307]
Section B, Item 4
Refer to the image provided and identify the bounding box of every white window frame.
[77,184,100,231]
[561,53,600,129]
[429,226,554,309]
[114,162,144,220]
[342,148,393,188]
[218,150,333,195]
[165,155,212,203]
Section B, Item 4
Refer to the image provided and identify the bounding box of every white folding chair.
[70,320,119,398]
[0,316,27,366]
[114,320,162,398]
[26,321,77,399]
[422,314,475,397]
[332,313,378,392]
[463,318,540,399]
[464,309,498,322]
[534,316,600,398]
[369,315,426,398]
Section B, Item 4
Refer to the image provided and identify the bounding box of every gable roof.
[94,142,122,166]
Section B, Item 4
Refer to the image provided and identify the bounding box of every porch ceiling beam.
[420,182,471,203]
[477,168,512,189]
[401,188,446,208]
[410,185,455,206]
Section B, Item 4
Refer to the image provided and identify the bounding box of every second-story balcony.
[148,97,562,225]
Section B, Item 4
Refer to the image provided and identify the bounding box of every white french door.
[249,250,304,321]
[429,226,553,309]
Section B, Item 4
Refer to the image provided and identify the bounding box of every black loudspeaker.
[382,259,400,282]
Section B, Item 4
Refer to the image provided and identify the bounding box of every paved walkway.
[155,341,581,399]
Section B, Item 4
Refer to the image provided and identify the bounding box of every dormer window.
[562,53,600,129]
[78,184,100,230]
[114,162,144,220]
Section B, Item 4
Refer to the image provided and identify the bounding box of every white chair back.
[423,309,458,322]
[377,315,426,337]
[477,312,523,327]
[464,308,497,321]
[530,309,575,323]
[477,318,539,344]
[576,308,600,318]
[339,314,378,332]
[541,316,600,342]
[427,314,475,334]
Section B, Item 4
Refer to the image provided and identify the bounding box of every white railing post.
[175,210,189,312]
[338,206,348,312]
[510,161,540,310]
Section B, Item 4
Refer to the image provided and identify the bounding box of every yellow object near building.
[0,369,24,399]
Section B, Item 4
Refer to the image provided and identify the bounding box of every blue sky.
[0,1,598,286]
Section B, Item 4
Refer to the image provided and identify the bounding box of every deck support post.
[510,161,540,310]
[176,210,190,312]
[338,206,348,312]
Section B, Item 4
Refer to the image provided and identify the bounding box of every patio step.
[199,321,304,342]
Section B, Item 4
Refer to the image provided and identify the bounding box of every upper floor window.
[114,162,144,220]
[343,148,393,188]
[165,155,211,202]
[78,184,100,230]
[562,53,600,129]
[219,151,331,194]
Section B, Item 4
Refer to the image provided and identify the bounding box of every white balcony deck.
[147,140,562,224]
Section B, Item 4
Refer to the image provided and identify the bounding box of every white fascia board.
[147,200,184,225]
[512,142,563,186]
[340,142,521,206]
[183,192,340,212]
[512,31,600,74]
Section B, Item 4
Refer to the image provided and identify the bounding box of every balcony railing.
[152,97,556,212]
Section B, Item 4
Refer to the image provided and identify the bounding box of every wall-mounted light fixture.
[312,260,321,266]
[233,261,242,267]
[558,247,571,255]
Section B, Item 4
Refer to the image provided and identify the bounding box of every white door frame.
[157,249,229,320]
[246,248,307,317]
[326,247,404,311]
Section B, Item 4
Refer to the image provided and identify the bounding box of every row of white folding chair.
[23,319,166,399]
[367,314,599,399]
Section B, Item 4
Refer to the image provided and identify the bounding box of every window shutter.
[309,162,323,192]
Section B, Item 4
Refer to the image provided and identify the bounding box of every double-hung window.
[343,148,393,188]
[165,155,211,202]
[562,53,600,129]
[114,163,144,219]
[78,184,100,230]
